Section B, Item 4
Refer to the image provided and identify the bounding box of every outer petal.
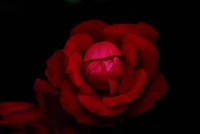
[135,22,159,45]
[42,92,73,129]
[77,94,128,117]
[125,72,168,116]
[63,126,78,134]
[0,102,35,116]
[70,20,108,42]
[0,107,45,129]
[63,34,94,60]
[45,49,65,89]
[60,78,98,125]
[122,33,159,84]
[26,123,49,134]
[102,69,147,107]
[33,79,59,111]
[104,24,137,46]
[65,53,95,95]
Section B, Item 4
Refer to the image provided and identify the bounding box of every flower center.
[83,41,125,94]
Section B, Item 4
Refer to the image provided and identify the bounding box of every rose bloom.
[0,20,168,134]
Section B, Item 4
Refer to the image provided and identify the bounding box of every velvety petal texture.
[0,20,167,134]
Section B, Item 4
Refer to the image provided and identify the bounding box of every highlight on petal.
[103,69,147,108]
[0,107,44,129]
[135,22,159,45]
[77,94,128,117]
[33,79,59,111]
[125,71,168,116]
[120,43,137,68]
[0,102,36,116]
[104,24,137,46]
[83,41,122,62]
[42,92,72,129]
[70,20,108,42]
[122,33,159,84]
[45,49,65,89]
[63,34,94,60]
[60,78,98,125]
[65,53,95,95]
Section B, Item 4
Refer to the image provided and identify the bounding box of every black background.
[1,0,181,133]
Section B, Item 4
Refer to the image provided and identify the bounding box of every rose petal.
[26,123,49,134]
[70,20,108,42]
[108,77,119,96]
[125,72,168,116]
[42,92,72,129]
[120,43,137,68]
[104,24,137,46]
[65,53,95,95]
[63,34,94,60]
[135,22,159,45]
[45,49,65,89]
[103,69,147,108]
[122,33,159,84]
[60,78,98,125]
[0,102,36,116]
[33,79,59,111]
[0,107,44,129]
[63,126,78,134]
[12,132,26,134]
[83,41,122,62]
[77,94,128,117]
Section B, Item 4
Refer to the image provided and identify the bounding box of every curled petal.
[42,93,72,129]
[65,53,95,95]
[70,20,108,42]
[33,79,59,111]
[60,78,98,125]
[104,24,137,46]
[0,107,44,129]
[120,43,137,68]
[103,69,147,107]
[77,94,128,117]
[0,102,36,116]
[63,34,94,60]
[63,126,78,134]
[45,49,65,89]
[122,33,159,84]
[125,72,168,116]
[135,22,159,45]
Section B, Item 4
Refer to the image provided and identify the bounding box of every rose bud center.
[83,41,125,95]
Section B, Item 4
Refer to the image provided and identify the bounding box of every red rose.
[0,20,168,134]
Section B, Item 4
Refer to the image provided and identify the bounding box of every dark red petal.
[0,107,44,129]
[122,33,159,84]
[125,72,168,116]
[60,78,98,125]
[12,132,25,134]
[63,126,78,134]
[63,34,94,60]
[120,43,137,68]
[42,92,72,129]
[33,79,59,111]
[0,102,36,116]
[26,123,49,134]
[104,24,137,46]
[108,77,119,96]
[77,94,128,117]
[103,69,147,108]
[45,49,65,89]
[65,53,95,95]
[70,20,108,42]
[135,22,159,45]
